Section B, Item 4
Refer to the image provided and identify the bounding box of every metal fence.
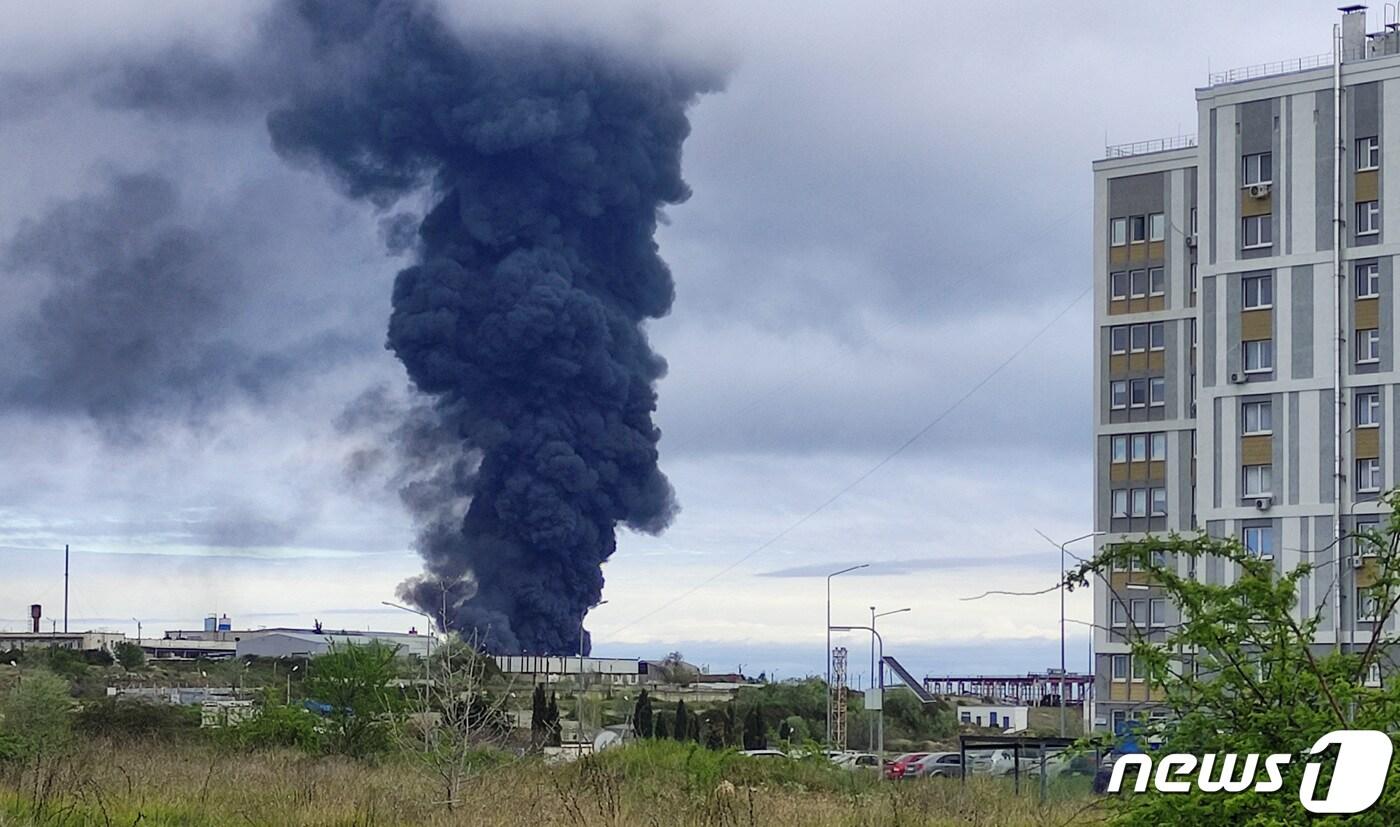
[1103,134,1197,159]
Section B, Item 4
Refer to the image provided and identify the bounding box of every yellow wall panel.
[1241,309,1273,340]
[1240,191,1272,218]
[1356,170,1379,202]
[1241,435,1272,465]
[1355,428,1380,459]
[1356,298,1379,329]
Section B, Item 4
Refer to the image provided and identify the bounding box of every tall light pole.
[825,564,868,749]
[872,607,910,770]
[383,600,435,750]
[831,624,886,778]
[1037,529,1104,737]
[131,617,141,645]
[579,600,607,741]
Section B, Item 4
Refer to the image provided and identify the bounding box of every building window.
[1357,329,1381,364]
[1149,377,1165,407]
[1358,136,1380,171]
[1357,261,1380,299]
[1129,379,1148,408]
[1242,273,1272,309]
[1366,662,1383,688]
[1110,271,1129,300]
[1111,602,1128,629]
[1243,464,1273,497]
[1149,322,1165,350]
[1242,215,1272,249]
[1242,400,1272,435]
[1129,269,1149,298]
[1130,599,1147,626]
[1111,218,1127,247]
[1190,207,1198,236]
[1357,458,1382,493]
[1149,267,1165,296]
[1242,152,1273,186]
[1150,487,1167,516]
[1112,654,1129,678]
[1149,213,1166,242]
[1112,489,1129,518]
[1131,488,1148,517]
[1357,391,1381,428]
[1130,215,1147,243]
[1357,201,1381,236]
[1110,326,1128,354]
[1243,339,1273,373]
[1243,526,1274,558]
[1357,588,1381,622]
[1131,433,1148,462]
[1132,656,1147,682]
[1111,435,1128,463]
[1110,380,1128,410]
[1149,598,1167,627]
[1150,431,1167,461]
[1130,324,1149,353]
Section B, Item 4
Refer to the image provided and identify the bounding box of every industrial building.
[1092,8,1400,732]
[162,615,431,659]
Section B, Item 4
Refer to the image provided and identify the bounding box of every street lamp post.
[830,624,887,777]
[1038,530,1104,737]
[871,607,910,773]
[578,600,608,741]
[383,600,436,750]
[825,564,868,749]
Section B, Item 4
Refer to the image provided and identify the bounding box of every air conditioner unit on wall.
[1230,372,1247,384]
[1248,183,1272,199]
[1354,555,1366,569]
[1255,497,1272,511]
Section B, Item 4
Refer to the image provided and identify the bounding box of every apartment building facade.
[1091,8,1400,733]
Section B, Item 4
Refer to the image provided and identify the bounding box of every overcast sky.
[0,1,1350,683]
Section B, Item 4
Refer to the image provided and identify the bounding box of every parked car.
[967,748,1016,775]
[884,752,929,780]
[835,752,881,771]
[739,749,788,759]
[908,752,962,778]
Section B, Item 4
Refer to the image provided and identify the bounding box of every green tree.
[654,713,670,739]
[673,699,689,741]
[743,702,765,750]
[113,641,145,670]
[545,691,561,747]
[1066,491,1400,824]
[531,684,547,747]
[305,641,402,758]
[632,689,653,738]
[0,669,72,760]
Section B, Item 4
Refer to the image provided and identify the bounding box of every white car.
[834,752,881,770]
[909,751,962,778]
[967,749,1016,775]
[739,749,788,759]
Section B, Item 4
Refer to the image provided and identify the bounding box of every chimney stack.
[29,604,41,634]
[1341,5,1368,62]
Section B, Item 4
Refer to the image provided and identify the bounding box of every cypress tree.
[655,713,670,739]
[546,691,561,747]
[673,699,689,741]
[531,684,547,746]
[632,689,654,738]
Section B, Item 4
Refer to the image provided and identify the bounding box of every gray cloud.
[758,553,1054,578]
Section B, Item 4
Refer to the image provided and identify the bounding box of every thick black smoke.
[261,0,716,653]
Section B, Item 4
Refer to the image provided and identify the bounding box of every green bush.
[220,703,321,752]
[75,699,199,739]
[0,669,72,759]
[114,641,145,670]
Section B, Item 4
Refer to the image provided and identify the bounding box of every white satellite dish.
[593,729,623,753]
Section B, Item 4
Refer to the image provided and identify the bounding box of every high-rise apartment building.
[1091,8,1400,733]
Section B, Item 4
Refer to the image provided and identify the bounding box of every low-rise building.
[956,704,1030,733]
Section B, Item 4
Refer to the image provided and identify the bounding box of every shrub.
[113,642,145,670]
[0,669,72,759]
[220,703,321,752]
[75,699,198,739]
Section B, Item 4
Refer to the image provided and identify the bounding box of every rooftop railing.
[1104,134,1198,159]
[1206,51,1334,87]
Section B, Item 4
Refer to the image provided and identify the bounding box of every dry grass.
[0,740,1107,826]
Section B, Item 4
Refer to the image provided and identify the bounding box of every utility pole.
[825,564,866,749]
[63,544,69,633]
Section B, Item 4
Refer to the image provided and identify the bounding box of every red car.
[884,752,930,780]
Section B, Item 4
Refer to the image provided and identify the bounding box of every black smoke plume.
[261,0,715,653]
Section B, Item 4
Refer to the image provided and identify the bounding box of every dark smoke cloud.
[38,0,716,652]
[250,0,717,653]
[0,170,367,436]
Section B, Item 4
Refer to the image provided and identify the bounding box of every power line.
[608,281,1093,636]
